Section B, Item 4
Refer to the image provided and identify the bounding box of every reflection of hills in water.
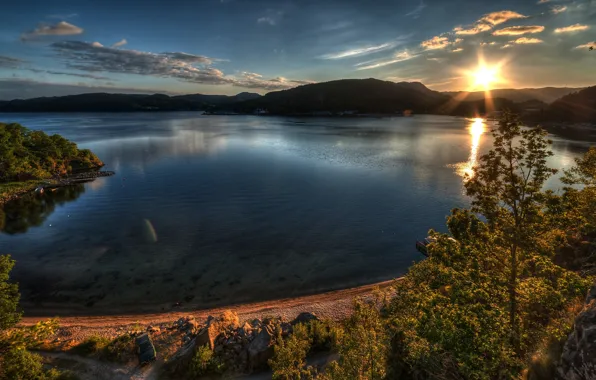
[0,184,85,234]
[94,129,228,171]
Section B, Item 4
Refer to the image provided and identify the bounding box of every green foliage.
[0,348,52,380]
[6,319,59,350]
[188,345,225,378]
[71,333,135,363]
[270,323,315,380]
[102,334,135,362]
[0,122,103,183]
[0,255,20,331]
[321,298,389,380]
[70,335,110,356]
[0,255,69,379]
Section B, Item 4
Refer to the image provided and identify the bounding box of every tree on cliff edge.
[0,255,61,380]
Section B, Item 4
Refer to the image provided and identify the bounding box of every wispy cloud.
[257,10,283,26]
[493,25,545,36]
[554,24,590,33]
[574,41,596,49]
[21,21,83,41]
[420,36,451,50]
[405,1,426,18]
[234,72,314,90]
[551,5,567,14]
[49,40,309,91]
[479,10,527,26]
[454,10,527,35]
[26,68,111,80]
[454,24,492,35]
[112,39,127,48]
[355,50,414,70]
[0,55,26,68]
[511,37,544,44]
[319,42,396,60]
[452,48,464,52]
[257,17,276,25]
[537,0,550,3]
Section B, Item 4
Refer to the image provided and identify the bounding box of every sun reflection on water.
[454,118,486,179]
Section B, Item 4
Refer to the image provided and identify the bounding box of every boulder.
[248,325,275,371]
[238,322,253,338]
[164,337,197,375]
[556,284,596,380]
[291,312,319,325]
[196,322,221,350]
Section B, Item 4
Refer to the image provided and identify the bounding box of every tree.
[269,323,314,380]
[321,298,388,380]
[464,111,557,351]
[0,255,60,380]
[0,255,20,334]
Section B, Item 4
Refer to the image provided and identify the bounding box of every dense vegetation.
[267,112,596,379]
[0,123,103,182]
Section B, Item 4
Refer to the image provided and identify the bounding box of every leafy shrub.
[70,335,110,356]
[102,334,136,362]
[270,323,315,380]
[188,345,225,377]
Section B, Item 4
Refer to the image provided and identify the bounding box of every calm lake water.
[0,113,591,315]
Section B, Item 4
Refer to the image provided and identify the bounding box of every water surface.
[0,113,589,315]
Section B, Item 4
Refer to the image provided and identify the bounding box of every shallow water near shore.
[0,113,590,315]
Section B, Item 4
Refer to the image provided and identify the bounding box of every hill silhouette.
[444,87,584,104]
[541,86,596,123]
[0,92,260,112]
[231,79,449,114]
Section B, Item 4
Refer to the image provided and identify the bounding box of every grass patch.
[70,334,136,363]
[70,335,111,356]
[0,180,44,205]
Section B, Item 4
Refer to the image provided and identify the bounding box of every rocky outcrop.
[165,310,312,376]
[556,285,596,380]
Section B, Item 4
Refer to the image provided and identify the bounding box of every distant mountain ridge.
[230,79,450,114]
[0,92,261,112]
[443,87,585,104]
[0,80,593,123]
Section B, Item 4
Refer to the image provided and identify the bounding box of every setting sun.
[473,66,499,90]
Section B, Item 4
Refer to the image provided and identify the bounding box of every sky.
[0,0,594,99]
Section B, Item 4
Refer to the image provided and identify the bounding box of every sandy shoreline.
[21,279,397,330]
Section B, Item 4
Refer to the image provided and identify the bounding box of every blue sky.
[0,0,594,99]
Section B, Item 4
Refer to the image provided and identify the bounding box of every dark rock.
[281,322,293,336]
[164,337,197,375]
[291,312,319,325]
[248,325,275,371]
[556,284,596,380]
